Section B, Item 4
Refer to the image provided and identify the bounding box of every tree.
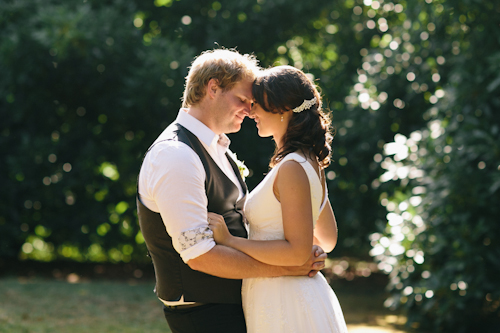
[1,0,379,262]
[3,1,499,329]
[0,0,194,262]
[365,0,500,331]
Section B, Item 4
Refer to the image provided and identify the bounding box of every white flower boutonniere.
[227,151,250,181]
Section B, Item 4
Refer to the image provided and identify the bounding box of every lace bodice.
[244,153,326,241]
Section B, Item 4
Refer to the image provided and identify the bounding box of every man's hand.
[282,245,326,277]
[308,245,326,277]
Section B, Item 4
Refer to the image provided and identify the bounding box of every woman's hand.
[207,212,233,246]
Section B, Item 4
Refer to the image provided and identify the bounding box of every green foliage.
[2,0,500,329]
[365,0,500,331]
[0,0,193,263]
[0,0,380,263]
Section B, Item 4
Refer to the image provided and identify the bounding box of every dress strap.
[317,161,329,213]
[319,184,328,212]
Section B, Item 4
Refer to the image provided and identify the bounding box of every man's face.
[213,79,254,134]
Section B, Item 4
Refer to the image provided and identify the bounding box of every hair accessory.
[292,97,317,113]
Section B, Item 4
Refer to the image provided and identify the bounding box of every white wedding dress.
[242,153,348,333]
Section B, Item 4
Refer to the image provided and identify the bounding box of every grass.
[0,278,167,333]
[0,260,411,332]
[333,278,409,332]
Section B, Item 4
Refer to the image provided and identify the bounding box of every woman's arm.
[187,244,327,278]
[209,160,314,266]
[313,199,338,253]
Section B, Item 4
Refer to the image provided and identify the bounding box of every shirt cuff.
[177,226,216,263]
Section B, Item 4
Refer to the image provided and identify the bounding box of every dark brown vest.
[137,123,248,304]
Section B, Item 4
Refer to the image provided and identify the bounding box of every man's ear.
[206,78,219,99]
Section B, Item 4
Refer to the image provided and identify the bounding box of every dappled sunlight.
[99,162,120,181]
[347,314,408,332]
[347,325,407,333]
[2,0,498,331]
[323,257,379,281]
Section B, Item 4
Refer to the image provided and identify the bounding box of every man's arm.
[208,161,316,267]
[143,142,325,278]
[188,244,326,279]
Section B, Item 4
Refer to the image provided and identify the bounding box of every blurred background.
[1,0,499,331]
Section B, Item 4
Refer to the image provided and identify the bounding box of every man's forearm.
[187,244,289,279]
[187,244,326,279]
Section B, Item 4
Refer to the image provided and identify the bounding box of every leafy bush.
[2,1,500,330]
[0,0,193,262]
[1,0,380,262]
[366,0,500,331]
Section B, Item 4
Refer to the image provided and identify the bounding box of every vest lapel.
[226,152,248,195]
[181,125,244,195]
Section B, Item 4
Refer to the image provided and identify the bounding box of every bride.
[208,65,348,333]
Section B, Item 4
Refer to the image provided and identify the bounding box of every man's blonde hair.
[182,49,259,108]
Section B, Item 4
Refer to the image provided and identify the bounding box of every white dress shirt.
[138,109,245,303]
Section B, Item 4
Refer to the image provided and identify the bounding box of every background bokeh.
[1,0,499,331]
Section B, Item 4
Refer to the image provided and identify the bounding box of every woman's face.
[248,101,283,138]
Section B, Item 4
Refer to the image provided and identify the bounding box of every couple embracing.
[137,48,348,333]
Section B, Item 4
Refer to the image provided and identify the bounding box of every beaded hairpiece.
[292,97,317,113]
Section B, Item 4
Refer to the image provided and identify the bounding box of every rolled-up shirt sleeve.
[139,141,215,263]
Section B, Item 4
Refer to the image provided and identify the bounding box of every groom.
[136,48,326,333]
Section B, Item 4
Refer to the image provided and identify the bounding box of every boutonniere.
[227,151,250,181]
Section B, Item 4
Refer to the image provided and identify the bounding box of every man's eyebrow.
[239,94,253,102]
[244,94,255,101]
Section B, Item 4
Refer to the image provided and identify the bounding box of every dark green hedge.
[0,0,375,263]
[1,0,499,330]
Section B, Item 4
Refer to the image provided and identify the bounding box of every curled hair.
[182,49,259,108]
[252,65,333,169]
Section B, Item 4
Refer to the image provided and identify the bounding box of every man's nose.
[244,101,254,114]
[243,104,250,115]
[248,105,255,118]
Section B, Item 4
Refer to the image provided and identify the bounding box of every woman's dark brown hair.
[252,65,333,169]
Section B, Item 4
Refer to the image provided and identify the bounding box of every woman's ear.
[282,110,292,124]
[206,78,219,99]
